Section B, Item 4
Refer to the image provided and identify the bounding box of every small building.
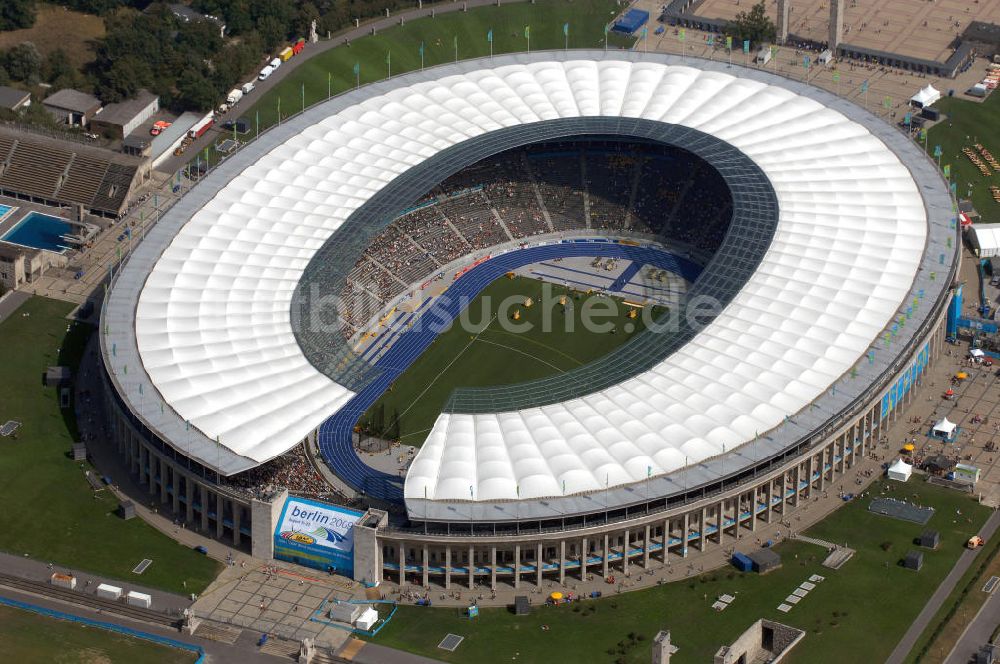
[71,442,87,461]
[903,550,924,571]
[748,548,782,574]
[731,551,753,572]
[0,86,30,112]
[714,619,805,664]
[90,90,159,139]
[0,242,67,290]
[167,3,226,37]
[952,463,981,485]
[919,530,940,549]
[122,135,151,158]
[45,366,72,387]
[43,89,102,127]
[514,595,531,615]
[119,500,136,520]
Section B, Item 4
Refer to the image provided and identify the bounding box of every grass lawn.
[0,604,195,664]
[370,478,987,663]
[904,531,1000,663]
[360,275,665,445]
[927,89,1000,217]
[0,296,221,594]
[0,3,104,71]
[194,0,632,171]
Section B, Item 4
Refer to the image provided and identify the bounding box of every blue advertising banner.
[273,497,364,576]
[880,342,930,420]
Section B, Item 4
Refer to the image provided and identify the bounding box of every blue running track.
[608,260,643,292]
[317,240,702,502]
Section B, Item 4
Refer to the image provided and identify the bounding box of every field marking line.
[474,338,566,373]
[387,313,500,429]
[483,327,584,367]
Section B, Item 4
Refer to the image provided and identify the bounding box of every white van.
[270,57,281,69]
[258,65,274,81]
[241,81,255,95]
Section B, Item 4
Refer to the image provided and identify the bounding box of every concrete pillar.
[663,518,670,563]
[602,534,610,576]
[536,542,542,587]
[750,488,758,532]
[423,545,429,588]
[445,546,452,589]
[490,546,496,590]
[819,449,827,491]
[468,545,474,590]
[807,455,816,498]
[644,524,651,569]
[700,507,708,550]
[682,514,689,558]
[829,0,844,50]
[398,541,406,586]
[580,538,588,580]
[559,540,566,585]
[185,478,194,523]
[777,0,790,45]
[144,448,154,495]
[765,480,773,524]
[782,472,789,515]
[795,463,803,505]
[215,493,224,539]
[513,545,520,589]
[199,484,209,532]
[717,501,725,543]
[159,458,168,504]
[233,505,241,547]
[622,530,629,574]
[171,466,181,514]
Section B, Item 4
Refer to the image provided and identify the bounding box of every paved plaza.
[696,0,1000,63]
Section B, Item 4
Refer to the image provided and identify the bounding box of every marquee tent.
[910,84,941,108]
[969,224,1000,258]
[932,417,957,440]
[887,458,913,482]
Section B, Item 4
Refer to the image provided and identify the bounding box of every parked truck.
[241,81,255,95]
[187,112,214,139]
[279,46,293,61]
[226,88,243,105]
[292,39,305,56]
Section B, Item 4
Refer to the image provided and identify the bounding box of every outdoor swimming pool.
[0,204,12,220]
[0,211,73,252]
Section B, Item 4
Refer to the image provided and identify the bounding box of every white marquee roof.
[120,53,934,500]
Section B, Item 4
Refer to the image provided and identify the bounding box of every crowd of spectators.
[220,445,357,506]
[337,140,734,336]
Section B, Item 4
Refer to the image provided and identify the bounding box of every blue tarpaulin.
[613,9,650,34]
[731,552,753,572]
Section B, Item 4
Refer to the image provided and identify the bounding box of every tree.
[5,42,42,85]
[43,48,82,91]
[0,0,36,31]
[176,68,219,111]
[726,1,776,50]
[95,55,151,102]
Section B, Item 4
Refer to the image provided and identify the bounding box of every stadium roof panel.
[101,52,952,504]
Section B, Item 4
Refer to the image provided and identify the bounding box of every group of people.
[337,142,735,338]
[221,445,354,505]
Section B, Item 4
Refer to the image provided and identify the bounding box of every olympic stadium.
[99,50,958,588]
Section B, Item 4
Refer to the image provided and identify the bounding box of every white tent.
[970,348,986,359]
[887,458,913,482]
[910,84,941,108]
[932,418,957,439]
[970,224,1000,258]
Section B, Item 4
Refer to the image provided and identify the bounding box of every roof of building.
[0,86,29,110]
[91,90,158,128]
[748,548,782,566]
[149,112,201,160]
[42,88,100,113]
[101,52,955,510]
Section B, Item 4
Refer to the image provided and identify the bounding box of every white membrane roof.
[121,53,932,497]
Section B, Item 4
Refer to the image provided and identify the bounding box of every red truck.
[188,113,214,139]
[292,39,305,56]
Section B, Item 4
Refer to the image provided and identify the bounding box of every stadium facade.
[100,50,957,588]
